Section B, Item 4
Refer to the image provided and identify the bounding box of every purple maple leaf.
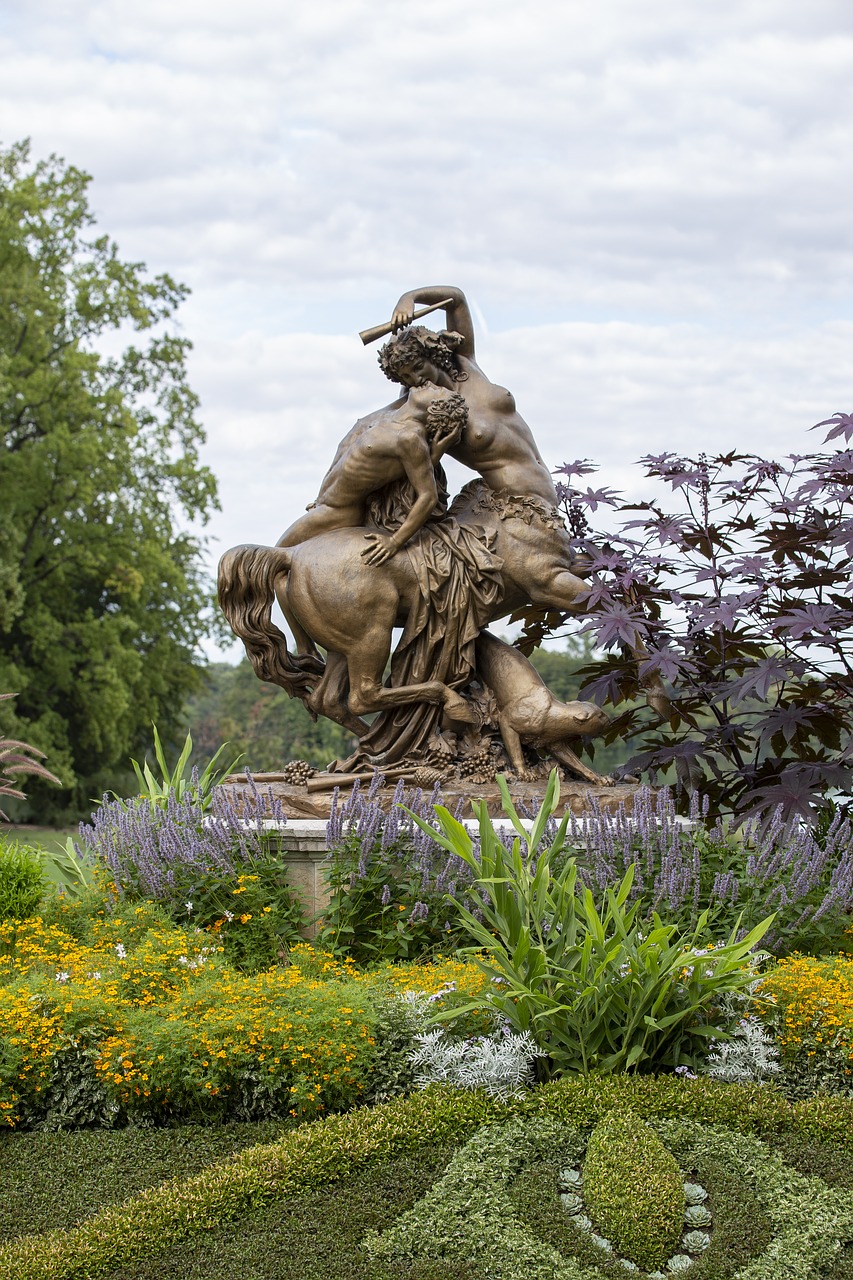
[775,604,842,639]
[814,411,853,444]
[554,459,599,479]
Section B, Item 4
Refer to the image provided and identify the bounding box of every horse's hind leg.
[307,653,369,738]
[274,581,322,664]
[346,628,476,722]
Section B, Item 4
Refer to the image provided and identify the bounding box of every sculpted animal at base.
[474,630,614,786]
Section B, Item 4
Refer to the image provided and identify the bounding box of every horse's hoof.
[443,693,477,724]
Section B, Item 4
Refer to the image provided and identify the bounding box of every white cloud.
[194,315,853,557]
[2,0,852,664]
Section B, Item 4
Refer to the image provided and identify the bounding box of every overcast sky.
[3,1,853,657]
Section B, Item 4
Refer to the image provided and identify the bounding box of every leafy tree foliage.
[518,418,853,819]
[0,142,218,819]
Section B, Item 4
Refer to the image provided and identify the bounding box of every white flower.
[114,943,127,959]
[224,911,234,923]
[88,971,101,982]
[185,901,193,914]
[178,955,189,966]
[55,971,70,984]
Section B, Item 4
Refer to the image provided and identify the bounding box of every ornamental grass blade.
[527,768,562,854]
[403,803,473,863]
[496,773,531,845]
[511,931,532,970]
[580,887,607,946]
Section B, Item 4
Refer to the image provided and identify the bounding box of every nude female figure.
[377,285,588,613]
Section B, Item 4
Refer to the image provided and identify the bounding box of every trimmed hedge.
[0,1121,295,1241]
[4,1077,853,1280]
[97,1146,459,1280]
[582,1111,684,1269]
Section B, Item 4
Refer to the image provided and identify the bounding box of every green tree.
[0,141,218,819]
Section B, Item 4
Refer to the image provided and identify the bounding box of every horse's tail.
[217,544,322,699]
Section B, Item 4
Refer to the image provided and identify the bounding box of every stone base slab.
[220,774,642,822]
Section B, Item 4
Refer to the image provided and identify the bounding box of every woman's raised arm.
[390,285,476,359]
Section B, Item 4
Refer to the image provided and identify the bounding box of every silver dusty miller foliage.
[408,1022,543,1099]
[703,1012,780,1084]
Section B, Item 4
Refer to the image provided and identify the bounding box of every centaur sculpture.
[219,286,665,794]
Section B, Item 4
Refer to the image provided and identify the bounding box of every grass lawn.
[0,825,79,858]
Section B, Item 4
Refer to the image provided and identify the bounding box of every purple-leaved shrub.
[516,415,853,820]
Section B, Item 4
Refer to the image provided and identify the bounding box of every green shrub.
[410,771,772,1076]
[96,1146,458,1280]
[0,1121,295,1241]
[767,1133,853,1190]
[582,1110,684,1269]
[367,1114,853,1280]
[0,841,44,920]
[364,1116,583,1278]
[507,1154,772,1280]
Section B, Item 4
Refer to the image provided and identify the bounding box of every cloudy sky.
[3,1,853,655]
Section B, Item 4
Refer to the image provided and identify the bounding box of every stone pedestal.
[259,814,560,940]
[221,773,641,822]
[265,820,331,939]
[226,774,645,940]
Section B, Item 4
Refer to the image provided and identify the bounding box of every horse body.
[218,531,477,739]
[218,486,595,758]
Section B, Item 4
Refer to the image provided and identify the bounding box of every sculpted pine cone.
[412,765,446,788]
[282,759,316,785]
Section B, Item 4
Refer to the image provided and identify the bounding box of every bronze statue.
[219,286,627,793]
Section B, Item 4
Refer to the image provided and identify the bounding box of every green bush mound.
[97,1146,460,1280]
[0,842,44,921]
[5,1078,853,1280]
[508,1154,772,1280]
[582,1110,684,1269]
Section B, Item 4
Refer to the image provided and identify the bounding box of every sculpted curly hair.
[378,326,467,385]
[425,391,468,441]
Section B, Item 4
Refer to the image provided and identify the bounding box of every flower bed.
[759,952,853,1097]
[0,911,487,1128]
